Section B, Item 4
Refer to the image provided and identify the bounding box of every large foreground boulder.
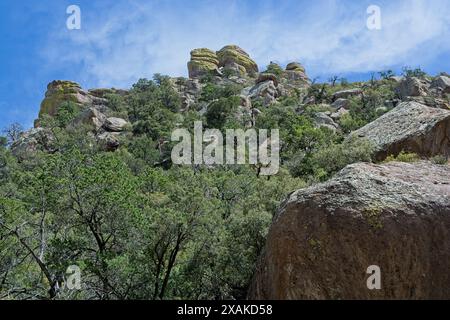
[351,102,450,161]
[249,161,450,300]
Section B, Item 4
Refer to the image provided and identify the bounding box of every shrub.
[309,136,374,180]
[384,151,420,163]
[431,154,448,165]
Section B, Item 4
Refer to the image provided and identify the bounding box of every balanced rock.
[187,48,220,78]
[249,161,450,300]
[217,45,258,76]
[283,62,309,83]
[351,102,450,160]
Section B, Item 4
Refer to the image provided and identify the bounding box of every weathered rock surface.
[395,77,429,99]
[314,112,339,131]
[187,48,220,78]
[248,80,279,106]
[431,75,450,94]
[332,88,362,101]
[282,62,310,88]
[330,107,349,120]
[257,73,279,87]
[97,132,121,152]
[249,161,450,300]
[103,117,129,132]
[39,80,90,117]
[217,45,258,76]
[73,107,107,132]
[11,128,55,159]
[351,102,450,160]
[331,98,350,110]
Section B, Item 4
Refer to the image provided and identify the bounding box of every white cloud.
[42,0,450,88]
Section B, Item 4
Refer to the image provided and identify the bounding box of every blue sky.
[0,0,449,130]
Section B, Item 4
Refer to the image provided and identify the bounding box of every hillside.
[1,45,449,300]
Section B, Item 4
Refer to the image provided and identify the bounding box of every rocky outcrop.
[103,117,129,132]
[314,112,339,131]
[351,102,450,161]
[249,161,450,300]
[217,45,258,76]
[97,132,121,152]
[39,81,91,117]
[284,62,308,82]
[331,98,350,110]
[395,77,429,99]
[248,79,280,106]
[330,107,349,120]
[187,48,220,78]
[332,88,362,101]
[73,107,107,132]
[431,75,450,94]
[256,73,279,87]
[11,128,55,159]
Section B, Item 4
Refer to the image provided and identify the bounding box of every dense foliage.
[2,69,445,300]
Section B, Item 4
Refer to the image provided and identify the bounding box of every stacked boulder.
[284,62,309,83]
[187,45,259,79]
[187,48,220,78]
[216,45,259,77]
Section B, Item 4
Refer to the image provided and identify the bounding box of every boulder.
[332,88,362,101]
[331,98,350,110]
[187,48,220,78]
[351,102,450,161]
[331,107,349,120]
[249,161,450,300]
[249,80,279,106]
[11,128,55,159]
[314,112,339,131]
[395,77,429,99]
[217,45,258,76]
[283,62,309,84]
[256,73,279,87]
[73,107,106,132]
[103,117,129,132]
[39,80,92,117]
[97,132,120,151]
[286,62,305,72]
[431,75,450,94]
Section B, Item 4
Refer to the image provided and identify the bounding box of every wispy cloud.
[42,0,450,88]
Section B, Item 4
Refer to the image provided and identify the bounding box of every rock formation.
[11,128,55,159]
[187,48,220,78]
[351,101,450,161]
[395,77,429,99]
[249,161,450,300]
[216,45,258,76]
